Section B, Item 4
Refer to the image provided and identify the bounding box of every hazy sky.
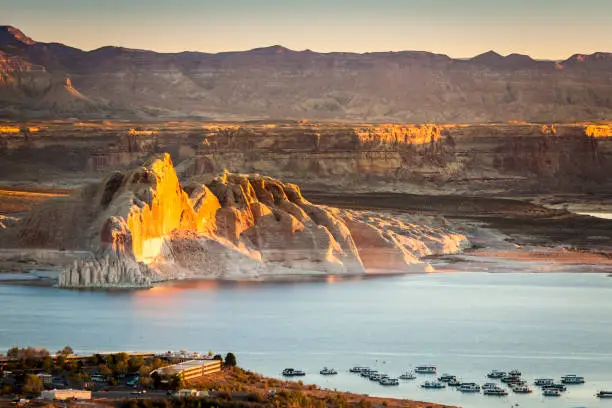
[2,0,610,59]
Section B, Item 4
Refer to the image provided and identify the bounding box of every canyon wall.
[3,153,468,287]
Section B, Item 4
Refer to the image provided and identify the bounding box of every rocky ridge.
[2,25,612,121]
[4,153,468,287]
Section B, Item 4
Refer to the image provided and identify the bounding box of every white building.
[40,389,92,400]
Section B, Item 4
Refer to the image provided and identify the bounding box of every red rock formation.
[5,153,470,287]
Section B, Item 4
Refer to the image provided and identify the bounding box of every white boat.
[482,383,498,390]
[320,367,338,375]
[421,381,445,389]
[597,391,612,398]
[486,370,506,379]
[369,373,382,381]
[399,372,416,380]
[379,378,399,386]
[458,383,481,393]
[483,387,508,396]
[415,366,437,374]
[543,388,561,397]
[282,368,305,377]
[508,369,521,376]
[501,375,522,384]
[543,384,567,392]
[350,366,367,373]
[561,374,585,384]
[512,385,532,393]
[534,378,554,386]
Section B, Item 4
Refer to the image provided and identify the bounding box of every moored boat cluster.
[281,365,611,399]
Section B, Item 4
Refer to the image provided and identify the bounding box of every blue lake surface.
[1,272,611,408]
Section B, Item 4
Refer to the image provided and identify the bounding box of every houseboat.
[415,366,437,374]
[379,378,400,386]
[458,383,481,393]
[438,374,456,382]
[596,391,612,398]
[483,387,508,396]
[361,369,375,378]
[543,384,567,392]
[501,375,521,384]
[512,385,532,393]
[320,367,338,375]
[534,378,554,386]
[508,369,521,377]
[421,381,445,389]
[282,368,305,377]
[399,372,416,380]
[486,370,506,379]
[561,374,585,384]
[543,388,562,397]
[350,366,367,373]
[447,378,461,386]
[369,373,382,381]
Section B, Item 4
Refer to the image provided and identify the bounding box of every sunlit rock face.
[13,153,468,287]
[585,125,612,138]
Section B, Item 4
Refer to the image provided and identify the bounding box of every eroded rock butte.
[9,154,468,287]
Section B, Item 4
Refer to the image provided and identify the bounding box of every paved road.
[93,390,169,400]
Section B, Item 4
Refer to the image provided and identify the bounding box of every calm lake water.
[1,273,612,408]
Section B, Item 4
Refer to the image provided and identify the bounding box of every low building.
[152,359,221,382]
[40,389,92,400]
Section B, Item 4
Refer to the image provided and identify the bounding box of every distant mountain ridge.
[0,25,611,121]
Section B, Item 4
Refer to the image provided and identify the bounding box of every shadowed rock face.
[8,153,468,287]
[2,25,612,121]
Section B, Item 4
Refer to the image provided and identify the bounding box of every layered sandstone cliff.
[7,153,468,287]
[2,121,611,194]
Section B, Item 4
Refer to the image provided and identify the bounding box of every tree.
[150,358,164,370]
[41,356,53,372]
[168,374,184,391]
[151,372,162,389]
[98,364,113,378]
[56,355,67,370]
[59,346,74,356]
[129,355,145,372]
[69,373,85,387]
[224,353,237,367]
[22,374,44,395]
[139,376,153,389]
[115,352,130,364]
[115,361,128,376]
[7,347,19,359]
[212,354,223,362]
[139,365,152,378]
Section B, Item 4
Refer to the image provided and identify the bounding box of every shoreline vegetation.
[0,347,454,408]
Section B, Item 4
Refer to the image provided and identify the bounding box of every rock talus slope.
[9,154,468,287]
